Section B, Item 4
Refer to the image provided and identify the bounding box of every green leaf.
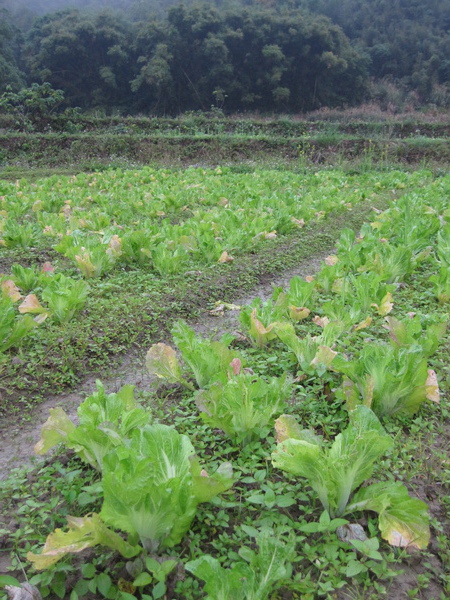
[51,579,66,599]
[152,581,166,599]
[0,575,21,588]
[120,593,138,600]
[81,563,96,579]
[74,579,90,596]
[345,560,366,577]
[276,494,296,508]
[97,573,112,597]
[133,572,152,587]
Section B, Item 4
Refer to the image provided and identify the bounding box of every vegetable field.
[0,157,449,600]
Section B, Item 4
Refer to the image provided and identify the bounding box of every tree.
[0,82,64,130]
[24,9,134,111]
[0,8,25,93]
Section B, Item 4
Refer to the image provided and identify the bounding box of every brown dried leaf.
[218,251,234,263]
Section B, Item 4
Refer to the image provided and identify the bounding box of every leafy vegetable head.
[272,406,429,546]
[34,380,150,470]
[333,343,438,417]
[196,372,292,444]
[100,424,233,551]
[171,320,242,388]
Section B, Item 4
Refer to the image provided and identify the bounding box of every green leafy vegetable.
[100,424,233,551]
[272,406,429,547]
[171,320,241,388]
[333,343,438,417]
[196,372,292,443]
[41,273,89,323]
[35,380,150,470]
[383,314,447,357]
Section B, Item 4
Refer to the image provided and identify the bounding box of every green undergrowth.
[1,133,450,172]
[1,112,449,138]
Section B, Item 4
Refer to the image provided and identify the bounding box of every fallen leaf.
[218,251,234,263]
[426,370,440,403]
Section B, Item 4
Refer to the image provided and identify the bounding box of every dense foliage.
[0,0,449,112]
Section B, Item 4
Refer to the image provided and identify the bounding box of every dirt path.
[0,253,326,480]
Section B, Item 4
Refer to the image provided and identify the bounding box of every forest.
[1,0,449,115]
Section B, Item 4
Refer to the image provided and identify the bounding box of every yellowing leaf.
[425,369,440,403]
[249,310,279,347]
[310,345,337,368]
[354,316,372,331]
[209,301,241,315]
[178,235,197,251]
[313,315,330,328]
[331,278,344,293]
[274,414,304,443]
[324,255,338,266]
[146,343,183,383]
[372,292,394,316]
[370,221,383,230]
[106,235,122,258]
[27,514,140,570]
[291,217,305,227]
[229,358,241,375]
[18,294,46,314]
[378,501,430,550]
[289,306,310,321]
[1,280,22,302]
[34,407,76,455]
[75,251,96,278]
[34,313,48,324]
[41,262,55,274]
